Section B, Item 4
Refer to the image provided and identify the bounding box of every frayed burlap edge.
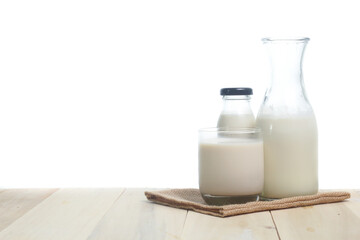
[145,189,350,217]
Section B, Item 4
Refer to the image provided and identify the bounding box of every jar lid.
[220,88,253,96]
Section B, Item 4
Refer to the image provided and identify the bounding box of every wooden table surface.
[0,188,359,240]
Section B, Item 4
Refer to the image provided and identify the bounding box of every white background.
[0,0,359,188]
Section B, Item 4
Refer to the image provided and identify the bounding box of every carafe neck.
[264,38,309,100]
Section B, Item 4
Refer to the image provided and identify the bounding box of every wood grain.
[0,189,58,232]
[0,188,124,240]
[1,188,359,240]
[271,190,360,240]
[87,189,188,240]
[181,210,279,240]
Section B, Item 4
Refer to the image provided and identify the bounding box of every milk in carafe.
[256,114,318,198]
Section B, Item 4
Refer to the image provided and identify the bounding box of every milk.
[217,114,255,128]
[199,139,264,196]
[256,114,318,198]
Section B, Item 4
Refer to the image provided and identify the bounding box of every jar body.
[257,38,318,199]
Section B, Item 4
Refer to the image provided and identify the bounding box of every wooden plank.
[271,190,360,240]
[87,189,188,240]
[343,190,360,219]
[0,189,58,232]
[181,210,279,240]
[0,188,124,240]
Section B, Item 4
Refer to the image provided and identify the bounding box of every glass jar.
[198,127,264,205]
[217,88,255,128]
[256,38,318,199]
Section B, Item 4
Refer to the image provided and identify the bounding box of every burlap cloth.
[145,189,350,217]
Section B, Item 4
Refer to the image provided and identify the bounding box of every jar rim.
[199,127,261,134]
[262,37,310,43]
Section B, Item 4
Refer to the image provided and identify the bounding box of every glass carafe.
[256,38,318,199]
